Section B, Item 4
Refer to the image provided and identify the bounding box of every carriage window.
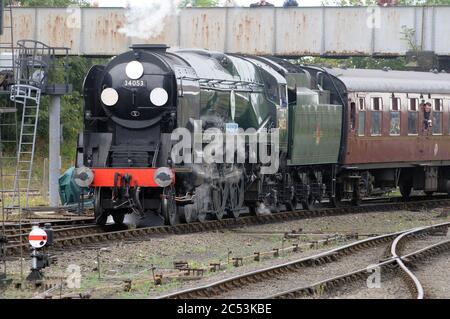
[409,98,418,111]
[372,97,382,111]
[390,112,400,135]
[434,99,442,111]
[391,97,400,111]
[371,112,382,135]
[359,98,365,110]
[358,98,365,136]
[408,98,419,135]
[371,97,382,136]
[358,112,366,136]
[390,98,401,135]
[433,99,443,135]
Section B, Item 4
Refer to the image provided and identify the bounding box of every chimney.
[131,44,169,54]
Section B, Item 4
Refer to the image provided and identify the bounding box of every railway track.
[2,197,450,257]
[1,218,96,236]
[158,222,450,299]
[5,224,102,245]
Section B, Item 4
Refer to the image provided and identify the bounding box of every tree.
[34,56,108,167]
[398,0,450,4]
[16,0,90,6]
[179,0,219,7]
[330,0,450,4]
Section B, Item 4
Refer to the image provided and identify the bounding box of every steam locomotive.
[75,44,450,225]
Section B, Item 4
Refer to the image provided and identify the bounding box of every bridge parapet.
[1,6,449,57]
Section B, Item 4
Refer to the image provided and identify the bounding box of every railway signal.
[26,225,55,282]
[28,227,48,249]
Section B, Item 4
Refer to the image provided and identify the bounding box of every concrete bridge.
[1,6,450,57]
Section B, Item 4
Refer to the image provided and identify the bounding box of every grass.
[1,149,75,208]
[68,266,187,299]
[1,193,48,209]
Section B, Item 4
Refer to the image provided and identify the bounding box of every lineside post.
[49,95,61,207]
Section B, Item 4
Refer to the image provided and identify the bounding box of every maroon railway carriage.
[328,68,450,199]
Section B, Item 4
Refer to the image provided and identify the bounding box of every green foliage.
[178,0,219,7]
[17,0,90,7]
[66,56,108,92]
[400,25,419,52]
[328,0,450,4]
[35,57,108,167]
[333,0,377,5]
[298,56,407,71]
[398,0,450,4]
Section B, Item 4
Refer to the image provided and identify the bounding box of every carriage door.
[351,94,366,138]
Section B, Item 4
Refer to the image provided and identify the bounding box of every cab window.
[280,85,288,107]
[261,72,280,105]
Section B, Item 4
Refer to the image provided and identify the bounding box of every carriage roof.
[326,68,450,95]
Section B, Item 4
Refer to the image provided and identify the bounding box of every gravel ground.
[0,207,449,299]
[400,233,450,256]
[313,273,411,299]
[414,251,450,299]
[304,230,450,299]
[215,243,390,299]
[397,230,450,299]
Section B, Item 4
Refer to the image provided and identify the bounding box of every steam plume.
[119,1,180,39]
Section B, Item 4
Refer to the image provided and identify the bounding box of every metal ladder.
[10,85,41,208]
[7,39,52,209]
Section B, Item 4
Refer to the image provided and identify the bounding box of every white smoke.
[119,0,180,39]
[118,0,273,40]
[118,0,321,40]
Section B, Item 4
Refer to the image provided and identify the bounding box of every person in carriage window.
[421,101,433,130]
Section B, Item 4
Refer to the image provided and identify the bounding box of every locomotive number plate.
[123,80,147,88]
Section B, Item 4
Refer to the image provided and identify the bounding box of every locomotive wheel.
[228,175,245,218]
[197,210,207,223]
[162,186,179,226]
[351,180,362,206]
[284,174,297,211]
[94,188,108,226]
[351,193,361,206]
[179,205,195,224]
[399,181,413,200]
[212,180,228,220]
[301,195,315,211]
[285,195,297,211]
[330,183,344,208]
[330,196,341,208]
[193,185,209,223]
[112,212,125,225]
